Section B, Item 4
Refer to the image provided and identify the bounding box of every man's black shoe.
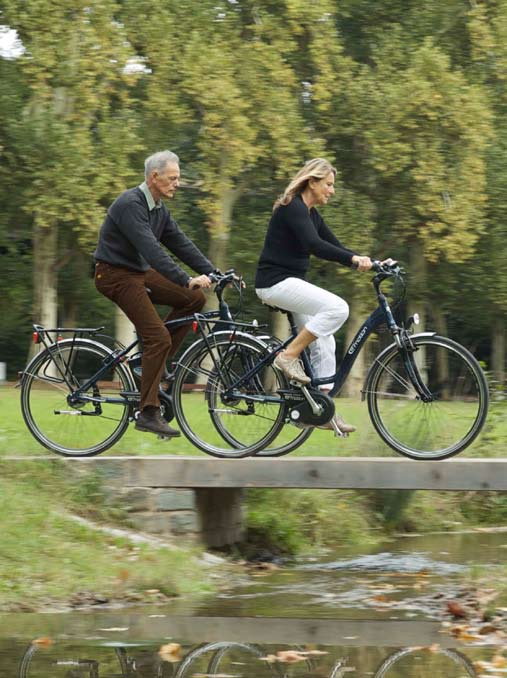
[135,408,180,437]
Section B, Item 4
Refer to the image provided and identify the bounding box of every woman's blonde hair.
[274,158,336,210]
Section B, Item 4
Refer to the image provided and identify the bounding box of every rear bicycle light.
[33,331,41,344]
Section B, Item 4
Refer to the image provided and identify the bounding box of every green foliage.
[0,0,506,394]
[245,488,379,556]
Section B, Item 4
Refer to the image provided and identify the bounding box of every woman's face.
[310,172,335,205]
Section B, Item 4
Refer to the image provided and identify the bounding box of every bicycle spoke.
[21,341,132,456]
[173,335,287,457]
[367,336,488,459]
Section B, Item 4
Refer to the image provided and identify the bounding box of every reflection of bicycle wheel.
[18,642,147,678]
[174,641,277,678]
[374,646,477,677]
[329,657,349,678]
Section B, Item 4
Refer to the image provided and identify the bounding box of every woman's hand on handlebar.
[188,274,213,290]
[352,255,373,271]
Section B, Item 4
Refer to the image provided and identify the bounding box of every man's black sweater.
[94,187,213,287]
[255,195,357,288]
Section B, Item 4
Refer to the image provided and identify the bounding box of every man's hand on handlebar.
[188,274,213,290]
[352,255,373,271]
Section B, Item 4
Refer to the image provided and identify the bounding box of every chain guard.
[282,388,335,426]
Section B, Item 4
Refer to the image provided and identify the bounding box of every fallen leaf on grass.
[158,642,182,663]
[259,650,307,664]
[117,569,130,583]
[492,654,507,668]
[369,594,396,606]
[447,600,468,618]
[32,637,53,647]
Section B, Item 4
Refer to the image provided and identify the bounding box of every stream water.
[1,529,506,677]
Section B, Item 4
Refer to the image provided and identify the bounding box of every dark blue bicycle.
[170,261,488,460]
[20,264,488,460]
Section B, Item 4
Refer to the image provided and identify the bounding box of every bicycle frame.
[222,272,401,401]
[29,278,264,408]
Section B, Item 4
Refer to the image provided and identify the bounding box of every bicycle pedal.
[157,434,173,441]
[331,421,347,438]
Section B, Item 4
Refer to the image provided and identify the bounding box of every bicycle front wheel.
[173,333,288,458]
[21,339,135,456]
[366,335,489,460]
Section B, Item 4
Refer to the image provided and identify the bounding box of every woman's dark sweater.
[255,195,357,288]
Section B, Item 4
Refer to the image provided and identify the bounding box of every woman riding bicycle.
[255,157,392,434]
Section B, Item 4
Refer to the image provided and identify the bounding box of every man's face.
[152,162,180,199]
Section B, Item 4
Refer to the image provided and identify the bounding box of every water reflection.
[12,619,481,678]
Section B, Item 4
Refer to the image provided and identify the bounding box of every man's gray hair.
[144,150,180,179]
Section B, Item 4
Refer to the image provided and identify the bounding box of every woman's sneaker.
[273,352,310,384]
[135,407,180,437]
[318,414,356,434]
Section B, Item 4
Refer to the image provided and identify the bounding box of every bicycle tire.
[172,332,288,458]
[250,335,313,457]
[175,642,269,678]
[21,338,135,456]
[366,334,489,460]
[374,646,476,677]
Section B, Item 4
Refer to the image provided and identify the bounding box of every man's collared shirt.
[139,181,162,211]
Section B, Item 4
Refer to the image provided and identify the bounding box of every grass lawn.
[2,383,505,459]
[0,457,226,611]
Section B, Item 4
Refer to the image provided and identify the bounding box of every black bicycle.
[20,263,489,460]
[169,261,489,460]
[20,270,311,458]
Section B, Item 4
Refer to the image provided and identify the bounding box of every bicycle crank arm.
[299,385,324,416]
[54,410,100,416]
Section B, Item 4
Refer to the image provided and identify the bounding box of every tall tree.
[2,0,141,339]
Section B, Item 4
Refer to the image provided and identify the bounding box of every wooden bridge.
[73,455,507,490]
[5,611,461,648]
[7,455,507,547]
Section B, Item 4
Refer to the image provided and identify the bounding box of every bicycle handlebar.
[208,269,243,287]
[371,260,403,275]
[350,259,402,276]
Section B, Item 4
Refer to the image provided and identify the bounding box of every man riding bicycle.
[94,150,215,438]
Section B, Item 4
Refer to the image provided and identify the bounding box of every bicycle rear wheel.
[21,339,134,456]
[249,335,313,457]
[366,334,489,460]
[172,333,288,458]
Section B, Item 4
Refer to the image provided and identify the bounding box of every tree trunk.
[205,185,243,313]
[491,314,505,387]
[29,225,58,361]
[430,305,449,397]
[270,311,290,343]
[33,225,58,330]
[207,186,242,272]
[408,243,427,328]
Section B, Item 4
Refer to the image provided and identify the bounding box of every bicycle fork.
[397,332,434,402]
